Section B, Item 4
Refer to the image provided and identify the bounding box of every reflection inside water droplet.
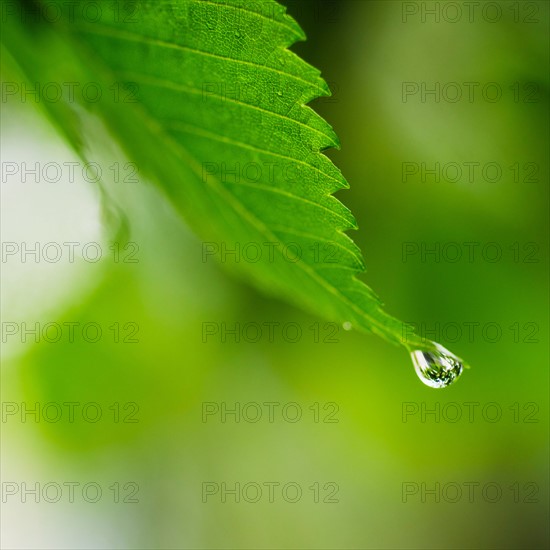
[410,342,464,389]
[342,322,352,331]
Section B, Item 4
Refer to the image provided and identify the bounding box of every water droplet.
[342,322,352,331]
[410,342,464,389]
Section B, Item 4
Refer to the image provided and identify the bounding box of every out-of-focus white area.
[0,99,140,549]
[0,96,232,550]
[1,97,112,548]
[1,434,131,549]
[1,100,107,362]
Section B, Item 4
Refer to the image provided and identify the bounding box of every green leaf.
[1,0,428,350]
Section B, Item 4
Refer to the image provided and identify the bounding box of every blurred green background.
[1,1,548,548]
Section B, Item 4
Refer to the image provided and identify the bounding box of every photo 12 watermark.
[402,82,540,103]
[201,80,340,107]
[1,161,140,184]
[202,241,340,264]
[2,401,140,424]
[401,162,540,184]
[1,1,142,25]
[1,242,140,264]
[1,321,140,344]
[401,401,539,423]
[402,481,539,503]
[401,242,539,264]
[201,322,341,344]
[401,2,542,24]
[201,401,339,424]
[402,321,540,344]
[1,481,140,504]
[1,81,140,105]
[202,481,340,504]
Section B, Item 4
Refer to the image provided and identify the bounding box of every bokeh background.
[1,1,549,548]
